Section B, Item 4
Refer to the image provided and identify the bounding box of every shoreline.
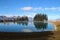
[50,20,60,31]
[0,31,54,40]
[50,22,57,31]
[0,31,60,40]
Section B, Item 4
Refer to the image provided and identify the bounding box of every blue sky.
[0,0,60,20]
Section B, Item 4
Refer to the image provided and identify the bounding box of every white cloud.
[32,7,59,11]
[50,7,57,10]
[21,7,32,10]
[21,12,37,17]
[33,7,43,11]
[44,7,60,11]
[45,7,57,11]
[45,8,50,10]
[20,7,60,11]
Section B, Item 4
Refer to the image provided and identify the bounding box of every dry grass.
[50,21,60,26]
[47,20,60,40]
[50,20,60,31]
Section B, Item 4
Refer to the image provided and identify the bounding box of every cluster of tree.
[34,13,48,21]
[16,13,48,22]
[17,16,28,21]
[0,13,48,22]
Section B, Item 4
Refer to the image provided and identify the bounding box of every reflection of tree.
[34,22,48,30]
[17,22,28,25]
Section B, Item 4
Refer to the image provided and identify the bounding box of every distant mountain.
[28,17,33,21]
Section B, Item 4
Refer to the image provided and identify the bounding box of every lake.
[0,22,55,32]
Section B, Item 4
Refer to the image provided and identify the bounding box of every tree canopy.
[34,13,48,21]
[17,16,28,21]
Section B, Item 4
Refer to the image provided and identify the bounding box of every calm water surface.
[0,22,55,32]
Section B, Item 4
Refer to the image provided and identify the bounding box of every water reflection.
[17,22,28,25]
[0,22,54,32]
[34,22,48,30]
